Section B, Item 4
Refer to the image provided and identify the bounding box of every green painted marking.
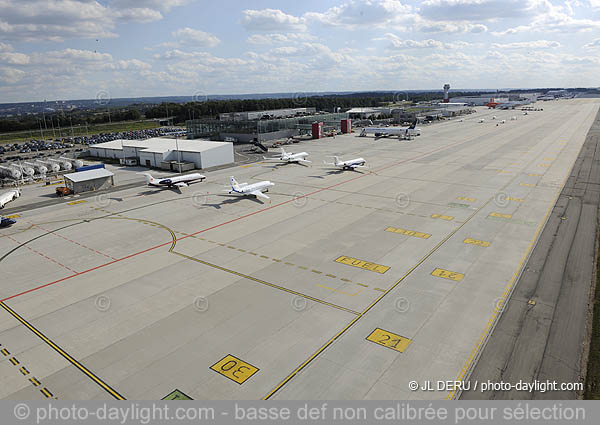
[162,389,193,400]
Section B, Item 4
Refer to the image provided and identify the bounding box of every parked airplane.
[226,176,274,201]
[139,172,206,188]
[323,156,367,170]
[0,188,21,209]
[360,121,420,139]
[263,147,311,164]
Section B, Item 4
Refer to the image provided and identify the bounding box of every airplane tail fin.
[280,147,287,156]
[409,120,417,129]
[138,172,154,185]
[230,176,241,191]
[333,156,340,165]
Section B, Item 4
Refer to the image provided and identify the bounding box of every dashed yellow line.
[171,251,360,315]
[0,302,125,400]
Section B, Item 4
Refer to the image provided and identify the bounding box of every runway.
[0,99,598,400]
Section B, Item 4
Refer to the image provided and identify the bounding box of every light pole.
[175,134,181,173]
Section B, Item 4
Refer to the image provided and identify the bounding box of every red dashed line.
[1,137,473,303]
[33,225,117,261]
[5,236,78,274]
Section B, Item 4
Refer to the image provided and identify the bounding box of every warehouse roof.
[90,138,231,153]
[64,168,114,183]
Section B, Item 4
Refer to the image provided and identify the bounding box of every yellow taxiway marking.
[489,212,512,219]
[335,255,390,274]
[464,238,491,247]
[29,377,41,387]
[171,251,360,315]
[431,268,464,282]
[40,388,53,398]
[67,200,87,206]
[385,227,431,239]
[4,214,20,219]
[366,328,412,353]
[1,348,9,356]
[506,197,524,202]
[0,302,125,400]
[538,163,551,167]
[9,357,19,365]
[264,192,497,400]
[19,367,29,376]
[210,355,259,385]
[543,157,555,161]
[448,146,575,400]
[431,214,454,221]
[316,284,361,297]
[520,183,536,187]
[457,197,476,202]
[240,164,253,168]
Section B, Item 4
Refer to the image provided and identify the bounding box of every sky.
[0,0,599,103]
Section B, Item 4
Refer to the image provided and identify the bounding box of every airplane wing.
[250,190,270,200]
[298,159,312,164]
[350,164,367,169]
[174,182,189,187]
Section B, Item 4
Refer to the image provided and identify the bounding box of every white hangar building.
[89,138,234,170]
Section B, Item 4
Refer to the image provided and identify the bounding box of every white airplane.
[0,188,21,209]
[360,121,420,139]
[139,172,205,188]
[323,156,367,170]
[263,147,311,165]
[226,176,274,201]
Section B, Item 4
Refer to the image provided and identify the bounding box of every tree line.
[0,91,486,134]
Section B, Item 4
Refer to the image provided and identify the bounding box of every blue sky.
[1,0,599,102]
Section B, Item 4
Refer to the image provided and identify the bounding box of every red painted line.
[33,224,118,261]
[5,236,78,274]
[1,138,471,303]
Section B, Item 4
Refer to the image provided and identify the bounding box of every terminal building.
[218,107,316,121]
[89,138,234,170]
[187,112,349,142]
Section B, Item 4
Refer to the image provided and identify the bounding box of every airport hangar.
[88,138,234,170]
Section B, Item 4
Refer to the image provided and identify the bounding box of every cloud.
[491,40,561,49]
[419,0,538,21]
[172,28,221,47]
[304,0,415,29]
[0,52,30,65]
[0,0,190,42]
[247,33,316,44]
[377,34,444,49]
[0,67,25,84]
[416,20,488,33]
[584,38,600,48]
[492,1,600,35]
[242,9,307,32]
[0,42,13,52]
